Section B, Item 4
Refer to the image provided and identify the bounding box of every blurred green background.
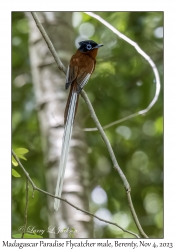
[12,12,163,238]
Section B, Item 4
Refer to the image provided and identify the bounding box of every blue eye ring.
[86,44,92,50]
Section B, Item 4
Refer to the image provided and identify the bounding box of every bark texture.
[27,12,93,238]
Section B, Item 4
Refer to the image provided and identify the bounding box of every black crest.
[78,40,103,52]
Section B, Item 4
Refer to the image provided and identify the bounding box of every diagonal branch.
[12,150,140,238]
[81,90,148,238]
[30,11,148,238]
[82,90,130,191]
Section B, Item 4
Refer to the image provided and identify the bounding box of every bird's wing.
[66,56,94,92]
[76,71,91,89]
[65,65,78,90]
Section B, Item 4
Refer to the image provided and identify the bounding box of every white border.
[1,0,175,245]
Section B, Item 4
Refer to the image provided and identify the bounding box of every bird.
[54,40,103,211]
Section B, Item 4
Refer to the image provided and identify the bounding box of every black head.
[78,40,103,52]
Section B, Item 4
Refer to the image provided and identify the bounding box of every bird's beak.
[94,44,103,49]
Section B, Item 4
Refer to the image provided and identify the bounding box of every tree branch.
[81,90,148,238]
[82,90,130,191]
[12,150,140,239]
[83,113,140,132]
[82,11,161,131]
[85,12,161,115]
[30,11,148,238]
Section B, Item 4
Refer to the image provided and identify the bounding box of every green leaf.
[17,155,27,161]
[13,233,43,238]
[14,148,29,155]
[12,156,18,166]
[13,148,29,161]
[12,168,21,177]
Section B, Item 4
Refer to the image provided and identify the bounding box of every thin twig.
[82,11,161,131]
[84,12,161,115]
[84,113,141,132]
[21,177,29,238]
[30,12,148,238]
[12,150,139,239]
[12,151,36,191]
[81,90,148,238]
[126,191,148,238]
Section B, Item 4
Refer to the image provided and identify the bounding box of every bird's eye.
[86,44,92,50]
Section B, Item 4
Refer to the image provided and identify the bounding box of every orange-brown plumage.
[64,43,103,124]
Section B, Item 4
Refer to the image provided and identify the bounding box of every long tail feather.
[54,87,78,211]
[64,84,79,125]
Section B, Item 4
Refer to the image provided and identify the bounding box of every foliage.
[12,148,29,178]
[12,12,47,237]
[12,12,163,238]
[12,147,29,165]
